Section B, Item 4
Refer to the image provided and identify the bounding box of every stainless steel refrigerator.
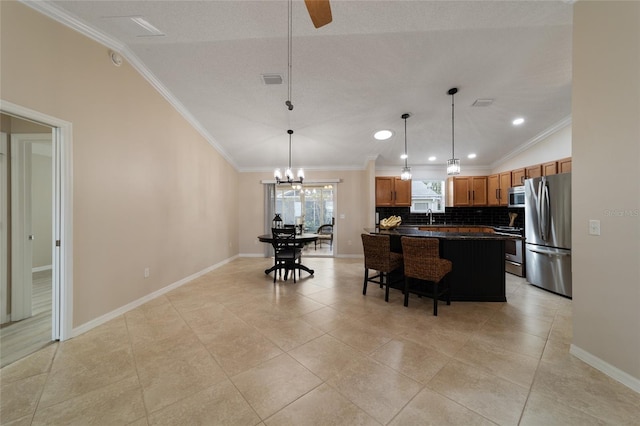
[524,173,572,297]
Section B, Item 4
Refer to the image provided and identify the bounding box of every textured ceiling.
[44,0,573,173]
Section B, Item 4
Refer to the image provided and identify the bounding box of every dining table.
[257,233,319,278]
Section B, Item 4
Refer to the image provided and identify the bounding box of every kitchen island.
[367,227,519,302]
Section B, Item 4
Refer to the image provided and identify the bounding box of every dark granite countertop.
[366,227,522,240]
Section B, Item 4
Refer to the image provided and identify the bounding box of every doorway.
[275,184,335,256]
[0,104,73,367]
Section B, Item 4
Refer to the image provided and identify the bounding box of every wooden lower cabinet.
[418,226,495,234]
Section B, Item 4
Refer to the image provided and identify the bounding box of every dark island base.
[387,235,506,302]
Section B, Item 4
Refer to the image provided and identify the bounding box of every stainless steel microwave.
[508,186,526,207]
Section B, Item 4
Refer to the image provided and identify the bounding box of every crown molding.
[19,0,239,171]
[490,115,572,170]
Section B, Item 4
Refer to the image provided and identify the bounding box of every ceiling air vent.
[472,99,494,107]
[262,74,284,85]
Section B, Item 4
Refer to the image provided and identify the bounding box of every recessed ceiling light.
[512,117,525,126]
[400,153,408,159]
[468,153,477,159]
[428,156,436,161]
[374,130,393,140]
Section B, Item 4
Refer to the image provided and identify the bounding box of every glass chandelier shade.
[447,158,461,175]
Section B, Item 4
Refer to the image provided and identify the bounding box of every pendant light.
[400,113,412,180]
[274,129,304,185]
[274,0,305,185]
[447,87,461,175]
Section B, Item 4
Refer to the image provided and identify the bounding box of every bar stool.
[400,237,452,316]
[361,233,403,302]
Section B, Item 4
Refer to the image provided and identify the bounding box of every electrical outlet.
[589,220,601,236]
[144,267,150,278]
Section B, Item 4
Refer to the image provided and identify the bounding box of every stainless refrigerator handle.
[529,247,570,256]
[542,181,550,241]
[536,180,543,240]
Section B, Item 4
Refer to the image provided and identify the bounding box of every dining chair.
[361,233,403,302]
[400,237,452,316]
[271,227,302,283]
[315,224,333,249]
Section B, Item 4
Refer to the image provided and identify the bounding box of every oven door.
[505,238,523,264]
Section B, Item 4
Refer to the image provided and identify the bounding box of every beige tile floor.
[1,257,639,425]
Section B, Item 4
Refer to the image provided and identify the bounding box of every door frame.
[1,100,73,341]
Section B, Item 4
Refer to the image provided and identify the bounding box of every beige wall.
[491,124,572,174]
[1,1,239,327]
[238,170,372,257]
[572,1,640,383]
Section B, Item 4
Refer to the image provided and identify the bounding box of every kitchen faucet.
[427,209,433,225]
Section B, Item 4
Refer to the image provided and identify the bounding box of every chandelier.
[274,129,304,185]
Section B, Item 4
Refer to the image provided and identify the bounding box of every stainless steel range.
[494,226,525,277]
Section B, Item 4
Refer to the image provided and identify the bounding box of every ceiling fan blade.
[304,0,332,28]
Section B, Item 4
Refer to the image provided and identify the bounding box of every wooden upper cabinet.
[511,168,525,186]
[542,161,558,176]
[446,176,487,207]
[498,172,511,205]
[488,172,511,206]
[393,178,412,206]
[471,176,488,205]
[526,164,543,180]
[487,174,500,206]
[375,177,394,206]
[375,177,411,207]
[558,157,572,173]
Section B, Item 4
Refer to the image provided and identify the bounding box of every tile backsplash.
[376,206,525,229]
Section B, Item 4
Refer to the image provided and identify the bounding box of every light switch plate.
[589,219,601,236]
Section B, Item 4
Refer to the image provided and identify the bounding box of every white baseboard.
[239,253,266,258]
[71,255,239,338]
[570,344,640,394]
[32,265,53,273]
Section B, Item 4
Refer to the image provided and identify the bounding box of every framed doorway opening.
[275,184,336,257]
[0,100,73,359]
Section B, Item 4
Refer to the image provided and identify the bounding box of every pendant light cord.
[288,130,293,170]
[404,116,408,168]
[451,91,455,158]
[286,0,293,112]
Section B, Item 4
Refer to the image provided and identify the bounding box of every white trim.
[0,133,8,324]
[32,265,53,273]
[71,255,238,338]
[570,344,640,394]
[19,0,238,171]
[336,254,364,259]
[0,100,74,342]
[239,253,266,258]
